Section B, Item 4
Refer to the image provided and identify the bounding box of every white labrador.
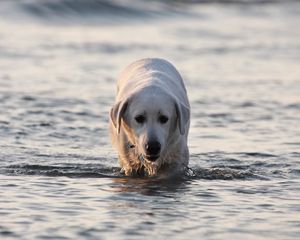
[109,58,190,176]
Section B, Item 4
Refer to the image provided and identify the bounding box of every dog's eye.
[135,115,146,124]
[159,115,169,124]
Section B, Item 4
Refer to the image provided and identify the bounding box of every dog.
[109,58,190,176]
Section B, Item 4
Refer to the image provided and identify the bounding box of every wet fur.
[109,58,190,177]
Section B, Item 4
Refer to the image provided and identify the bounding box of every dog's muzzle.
[144,141,161,162]
[144,154,160,162]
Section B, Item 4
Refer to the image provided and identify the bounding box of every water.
[0,0,300,239]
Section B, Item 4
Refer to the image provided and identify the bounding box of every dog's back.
[116,58,189,106]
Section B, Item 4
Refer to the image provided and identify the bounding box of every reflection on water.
[0,0,300,239]
[109,177,189,196]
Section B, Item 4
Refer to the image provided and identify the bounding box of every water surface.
[0,0,300,239]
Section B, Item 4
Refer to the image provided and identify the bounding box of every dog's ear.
[110,99,129,134]
[175,100,190,135]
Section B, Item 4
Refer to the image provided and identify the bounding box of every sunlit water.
[0,0,300,239]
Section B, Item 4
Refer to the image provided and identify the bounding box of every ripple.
[2,163,120,178]
[239,152,278,158]
[1,162,268,180]
[21,95,36,101]
[188,167,265,180]
[286,103,300,109]
[0,229,18,238]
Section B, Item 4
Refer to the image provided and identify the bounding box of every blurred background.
[0,0,299,239]
[1,0,299,155]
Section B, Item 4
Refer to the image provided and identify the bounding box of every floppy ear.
[110,99,129,134]
[175,100,190,135]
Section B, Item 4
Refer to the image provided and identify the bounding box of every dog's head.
[110,87,189,163]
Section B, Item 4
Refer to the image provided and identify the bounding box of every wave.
[187,166,266,180]
[1,162,267,180]
[20,0,152,18]
[2,0,297,22]
[2,163,121,178]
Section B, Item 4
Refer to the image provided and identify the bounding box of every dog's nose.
[145,141,161,155]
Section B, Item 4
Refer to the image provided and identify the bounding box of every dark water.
[0,0,300,239]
